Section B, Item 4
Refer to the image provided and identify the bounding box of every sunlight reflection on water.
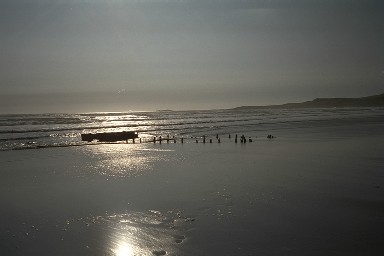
[78,210,190,256]
[66,144,189,254]
[79,144,175,178]
[114,242,134,256]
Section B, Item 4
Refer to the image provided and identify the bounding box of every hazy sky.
[1,0,383,113]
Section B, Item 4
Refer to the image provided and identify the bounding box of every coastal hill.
[233,92,384,110]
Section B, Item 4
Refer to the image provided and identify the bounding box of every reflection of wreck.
[81,131,139,143]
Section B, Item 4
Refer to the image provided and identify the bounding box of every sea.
[1,107,384,151]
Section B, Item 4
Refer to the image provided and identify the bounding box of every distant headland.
[233,92,384,110]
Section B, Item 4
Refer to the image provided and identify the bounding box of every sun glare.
[114,242,135,256]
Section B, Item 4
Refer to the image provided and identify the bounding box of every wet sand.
[1,130,384,255]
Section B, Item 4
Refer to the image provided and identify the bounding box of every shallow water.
[1,107,383,150]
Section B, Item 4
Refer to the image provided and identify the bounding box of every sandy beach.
[1,125,384,255]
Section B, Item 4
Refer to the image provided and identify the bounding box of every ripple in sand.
[173,235,186,244]
[152,250,167,255]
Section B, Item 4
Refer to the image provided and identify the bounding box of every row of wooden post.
[147,134,272,144]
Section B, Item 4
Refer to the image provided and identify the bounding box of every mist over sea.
[1,107,384,151]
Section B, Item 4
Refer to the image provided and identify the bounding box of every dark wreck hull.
[81,131,138,142]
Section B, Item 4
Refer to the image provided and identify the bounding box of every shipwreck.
[81,131,139,143]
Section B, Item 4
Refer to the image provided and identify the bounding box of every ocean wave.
[1,108,384,151]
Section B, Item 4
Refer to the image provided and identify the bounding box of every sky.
[1,0,383,113]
